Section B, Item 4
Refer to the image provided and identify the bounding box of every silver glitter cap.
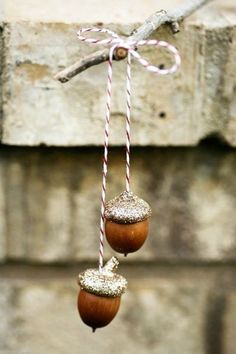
[78,257,127,297]
[104,191,152,224]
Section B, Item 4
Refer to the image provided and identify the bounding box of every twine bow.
[77,27,181,270]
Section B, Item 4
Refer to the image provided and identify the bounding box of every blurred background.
[0,0,236,353]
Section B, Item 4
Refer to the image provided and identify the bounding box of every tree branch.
[55,0,213,83]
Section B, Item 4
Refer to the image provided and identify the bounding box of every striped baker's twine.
[77,27,181,271]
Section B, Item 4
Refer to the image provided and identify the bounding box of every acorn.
[105,191,152,256]
[77,257,127,332]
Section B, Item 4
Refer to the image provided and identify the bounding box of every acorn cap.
[104,191,152,224]
[78,257,127,297]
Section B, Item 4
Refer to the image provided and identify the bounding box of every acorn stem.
[92,328,96,333]
[102,256,119,273]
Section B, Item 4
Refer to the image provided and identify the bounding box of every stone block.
[0,272,208,354]
[3,0,180,23]
[1,0,236,146]
[1,144,236,263]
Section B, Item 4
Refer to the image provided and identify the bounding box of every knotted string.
[77,27,181,270]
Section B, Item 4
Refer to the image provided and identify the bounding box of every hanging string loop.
[77,27,181,271]
[77,27,181,73]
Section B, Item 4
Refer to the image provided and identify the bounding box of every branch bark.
[55,0,213,83]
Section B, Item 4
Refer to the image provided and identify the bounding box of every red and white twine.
[77,27,181,270]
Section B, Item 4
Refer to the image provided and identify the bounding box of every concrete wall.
[0,0,236,353]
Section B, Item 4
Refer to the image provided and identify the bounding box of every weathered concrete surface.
[3,0,181,23]
[0,1,236,353]
[1,143,236,263]
[1,0,236,146]
[2,0,235,24]
[0,264,236,354]
[0,265,227,354]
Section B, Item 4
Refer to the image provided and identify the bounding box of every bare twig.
[55,0,213,83]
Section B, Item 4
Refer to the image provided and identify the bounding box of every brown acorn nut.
[77,257,127,332]
[105,191,151,256]
[78,290,120,331]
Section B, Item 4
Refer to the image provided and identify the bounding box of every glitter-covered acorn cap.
[78,257,127,297]
[104,191,152,224]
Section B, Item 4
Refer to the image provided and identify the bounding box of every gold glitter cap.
[78,257,127,297]
[105,191,152,224]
